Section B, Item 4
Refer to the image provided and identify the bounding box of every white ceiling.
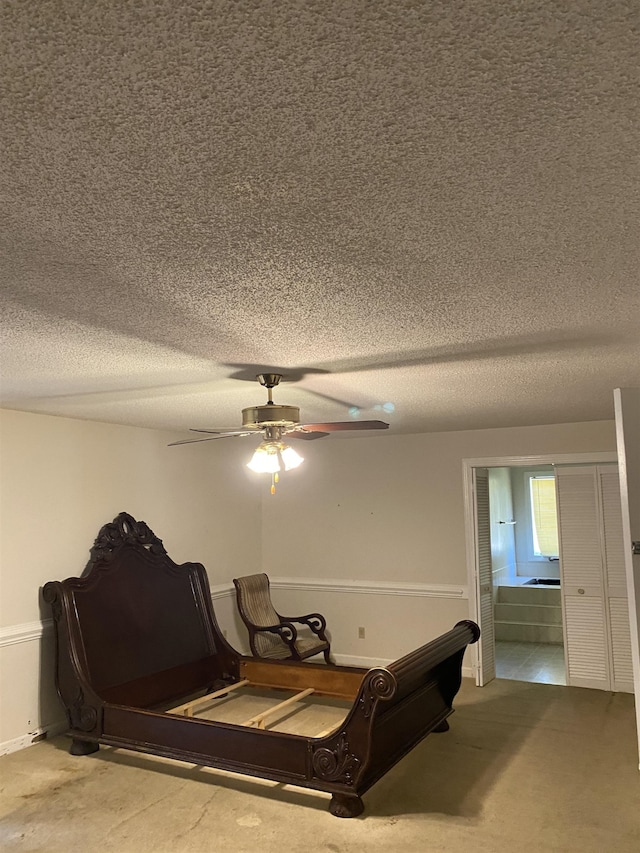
[1,0,639,440]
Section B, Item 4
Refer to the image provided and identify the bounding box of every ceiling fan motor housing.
[242,404,300,428]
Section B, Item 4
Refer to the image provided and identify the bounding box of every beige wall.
[260,420,616,664]
[262,420,617,585]
[0,408,261,749]
[0,408,261,626]
[489,467,516,587]
[0,409,617,749]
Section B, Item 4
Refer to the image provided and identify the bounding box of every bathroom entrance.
[463,450,633,692]
[487,465,567,686]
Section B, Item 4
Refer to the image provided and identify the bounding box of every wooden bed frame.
[43,512,479,818]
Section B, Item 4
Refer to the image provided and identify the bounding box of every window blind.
[530,476,559,557]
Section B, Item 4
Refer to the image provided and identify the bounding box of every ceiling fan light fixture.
[246,442,281,473]
[246,440,304,477]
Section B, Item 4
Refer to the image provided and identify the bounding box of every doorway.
[463,451,618,687]
[489,465,566,686]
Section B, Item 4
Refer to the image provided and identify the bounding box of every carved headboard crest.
[82,512,167,576]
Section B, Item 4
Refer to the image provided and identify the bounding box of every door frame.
[613,387,640,768]
[463,451,617,685]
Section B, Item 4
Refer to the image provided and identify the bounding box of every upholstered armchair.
[233,573,332,664]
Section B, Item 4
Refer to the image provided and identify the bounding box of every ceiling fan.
[169,373,389,492]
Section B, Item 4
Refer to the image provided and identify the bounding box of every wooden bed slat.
[241,687,315,729]
[167,679,250,716]
[314,722,341,739]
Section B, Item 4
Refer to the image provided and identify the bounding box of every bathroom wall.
[488,467,517,590]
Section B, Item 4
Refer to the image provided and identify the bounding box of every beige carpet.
[1,678,638,852]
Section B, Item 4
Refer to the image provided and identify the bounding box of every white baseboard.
[332,653,394,668]
[0,720,67,757]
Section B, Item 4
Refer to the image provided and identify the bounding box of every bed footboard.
[310,620,480,817]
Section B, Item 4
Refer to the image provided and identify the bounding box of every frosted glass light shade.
[247,444,281,473]
[280,445,303,470]
[246,441,304,474]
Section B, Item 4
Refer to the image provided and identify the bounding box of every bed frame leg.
[69,738,100,755]
[329,793,364,818]
[433,719,450,733]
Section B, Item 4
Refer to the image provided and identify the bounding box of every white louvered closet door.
[556,466,610,690]
[599,466,634,693]
[474,467,495,685]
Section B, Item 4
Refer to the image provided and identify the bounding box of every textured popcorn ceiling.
[1,0,639,438]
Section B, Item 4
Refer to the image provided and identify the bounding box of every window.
[528,475,559,558]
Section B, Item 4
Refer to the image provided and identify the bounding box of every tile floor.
[495,640,566,685]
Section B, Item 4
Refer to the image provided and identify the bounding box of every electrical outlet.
[358,627,365,639]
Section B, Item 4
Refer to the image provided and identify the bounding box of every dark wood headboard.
[44,512,238,708]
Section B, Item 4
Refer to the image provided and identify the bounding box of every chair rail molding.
[0,619,53,648]
[209,578,468,601]
[272,577,468,599]
[210,583,234,601]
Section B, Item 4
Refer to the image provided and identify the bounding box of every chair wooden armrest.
[279,613,328,639]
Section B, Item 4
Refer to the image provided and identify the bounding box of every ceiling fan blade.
[286,430,330,440]
[297,420,389,432]
[188,428,256,436]
[168,432,253,446]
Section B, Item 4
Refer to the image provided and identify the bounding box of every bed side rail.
[387,619,480,704]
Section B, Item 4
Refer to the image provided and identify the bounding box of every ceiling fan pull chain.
[271,472,279,495]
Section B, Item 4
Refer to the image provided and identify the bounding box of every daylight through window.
[529,476,559,558]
